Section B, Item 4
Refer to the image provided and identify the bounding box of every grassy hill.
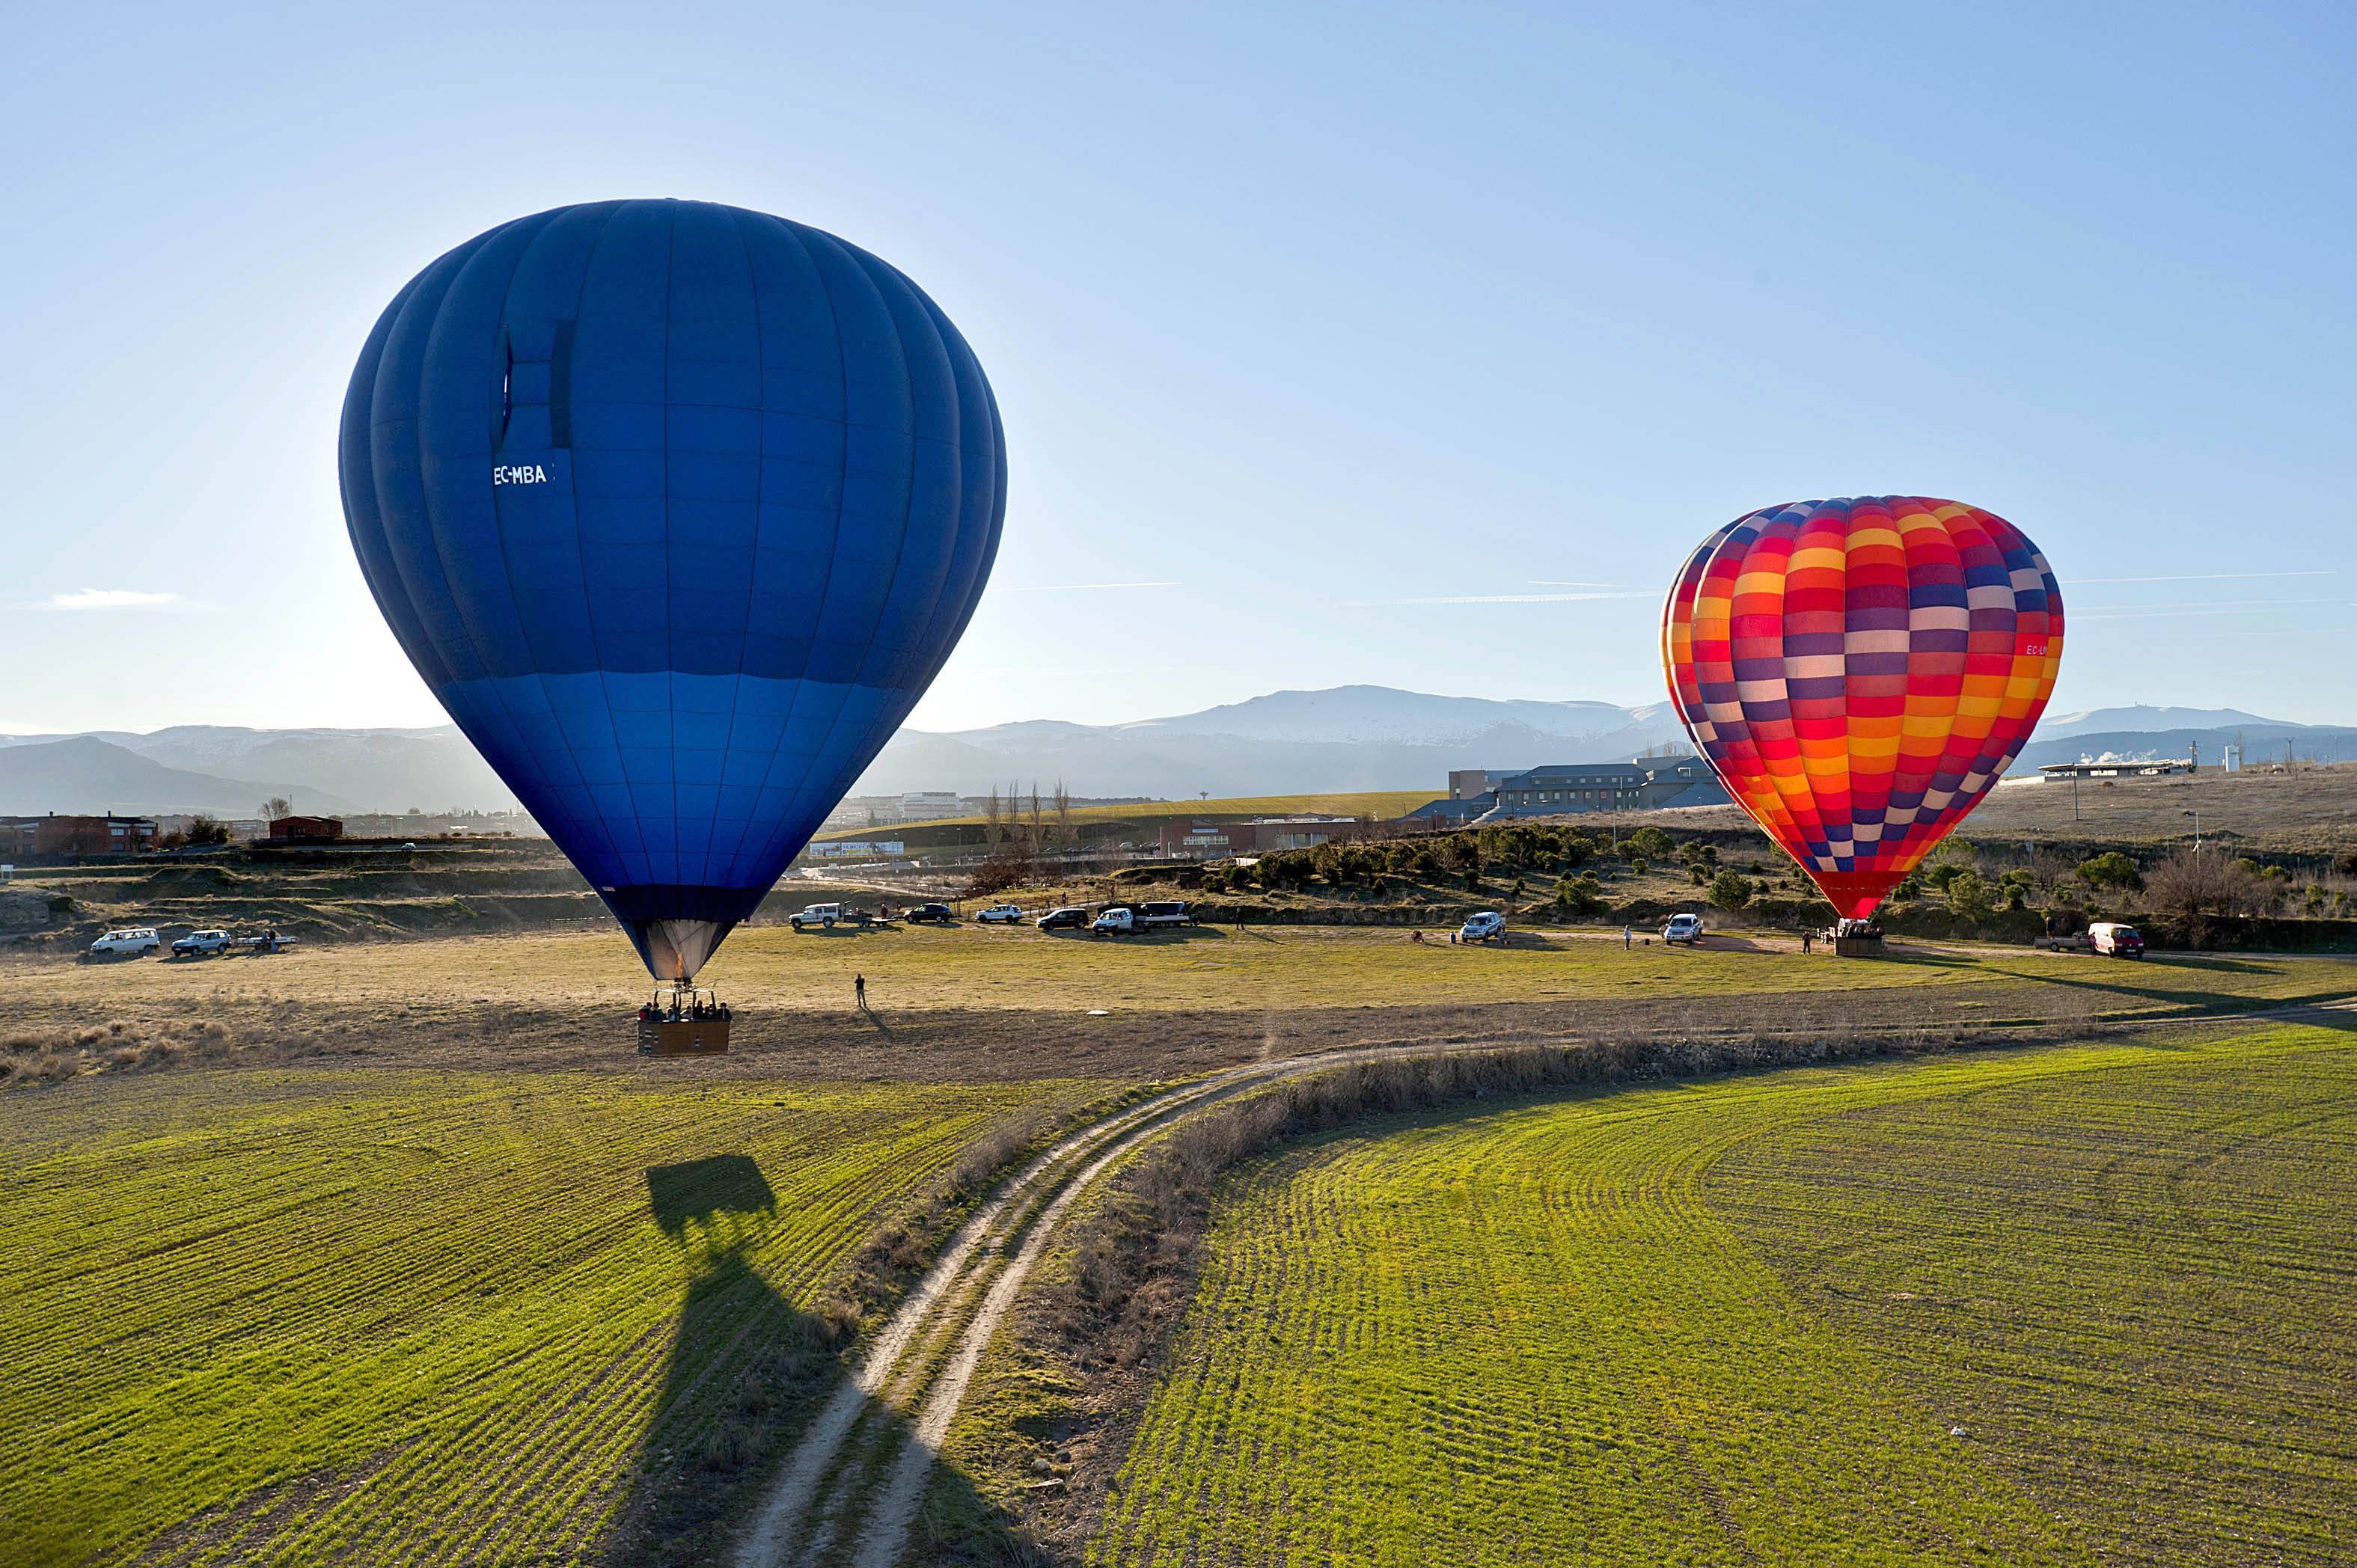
[1621,761,2357,856]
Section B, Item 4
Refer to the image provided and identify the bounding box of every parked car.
[1458,910,1505,944]
[1663,913,1703,946]
[171,929,233,958]
[89,928,161,959]
[903,903,954,924]
[789,903,843,931]
[1092,907,1137,935]
[1135,900,1196,929]
[2087,921,2146,958]
[977,903,1027,923]
[1036,906,1089,931]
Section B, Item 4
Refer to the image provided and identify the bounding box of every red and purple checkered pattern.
[1661,497,2064,919]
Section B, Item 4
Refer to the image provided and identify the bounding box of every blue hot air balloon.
[339,200,1004,981]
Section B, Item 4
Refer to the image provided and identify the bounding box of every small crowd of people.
[639,996,732,1023]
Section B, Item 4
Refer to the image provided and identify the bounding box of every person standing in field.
[1623,924,1632,950]
[855,973,867,1011]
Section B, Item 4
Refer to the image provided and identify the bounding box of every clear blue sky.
[4,1,2350,736]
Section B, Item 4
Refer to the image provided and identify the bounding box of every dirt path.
[736,993,2357,1568]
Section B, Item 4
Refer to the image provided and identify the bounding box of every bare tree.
[2144,849,2262,944]
[262,796,293,821]
[2025,847,2074,901]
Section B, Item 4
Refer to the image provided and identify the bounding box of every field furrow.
[1089,1027,2356,1567]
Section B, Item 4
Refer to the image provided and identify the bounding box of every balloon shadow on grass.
[606,1154,1036,1567]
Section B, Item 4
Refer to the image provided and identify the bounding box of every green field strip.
[1088,1030,2353,1566]
[0,1068,1096,1567]
[1702,1031,2356,1567]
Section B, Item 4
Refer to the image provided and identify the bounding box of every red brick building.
[269,815,345,842]
[4,814,159,857]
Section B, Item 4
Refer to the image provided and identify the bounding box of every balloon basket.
[638,984,731,1057]
[1831,922,1886,959]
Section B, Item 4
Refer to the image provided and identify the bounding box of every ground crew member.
[855,973,867,1010]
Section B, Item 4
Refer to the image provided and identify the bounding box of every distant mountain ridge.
[4,689,2350,815]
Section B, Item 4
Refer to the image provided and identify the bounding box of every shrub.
[1707,870,1754,912]
[1555,875,1607,918]
[1946,871,1996,927]
[1625,827,1674,860]
[2076,851,2142,893]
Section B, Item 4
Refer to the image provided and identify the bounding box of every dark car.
[903,903,954,924]
[1036,906,1089,931]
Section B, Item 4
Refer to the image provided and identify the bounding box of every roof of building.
[1497,762,1650,789]
[1403,794,1495,821]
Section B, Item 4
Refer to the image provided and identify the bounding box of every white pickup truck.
[1092,901,1196,935]
[790,903,880,931]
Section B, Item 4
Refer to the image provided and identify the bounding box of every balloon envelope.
[1661,497,2063,920]
[340,200,1005,979]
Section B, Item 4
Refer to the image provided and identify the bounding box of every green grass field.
[810,790,1436,842]
[0,1068,1097,1567]
[1089,1026,2356,1567]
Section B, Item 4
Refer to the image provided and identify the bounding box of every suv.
[171,929,233,958]
[903,903,953,924]
[1663,913,1704,945]
[1036,906,1089,931]
[790,903,843,931]
[977,903,1027,924]
[1092,907,1137,935]
[1458,911,1505,944]
[90,928,161,958]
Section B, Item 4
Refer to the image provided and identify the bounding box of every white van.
[1662,913,1703,946]
[2087,922,2146,958]
[90,928,161,958]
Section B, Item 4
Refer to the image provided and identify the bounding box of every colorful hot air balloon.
[1661,497,2062,922]
[340,200,1004,981]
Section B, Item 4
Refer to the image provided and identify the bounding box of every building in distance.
[4,813,159,857]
